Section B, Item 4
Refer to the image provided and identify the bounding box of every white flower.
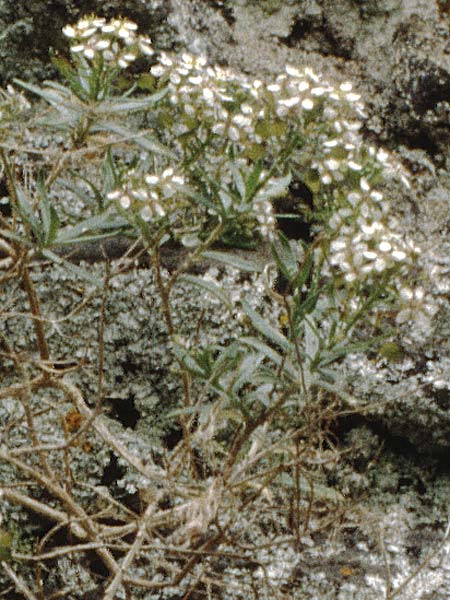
[102,24,117,33]
[278,96,300,108]
[298,80,310,92]
[83,47,95,59]
[325,159,340,171]
[378,241,392,252]
[203,88,214,102]
[80,27,96,38]
[286,65,302,77]
[188,75,203,85]
[311,86,327,96]
[391,250,406,261]
[140,206,152,221]
[151,65,165,77]
[120,195,131,209]
[95,39,110,50]
[370,191,383,202]
[118,27,132,39]
[63,25,76,38]
[360,178,370,191]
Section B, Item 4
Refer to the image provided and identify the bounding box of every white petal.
[301,98,314,110]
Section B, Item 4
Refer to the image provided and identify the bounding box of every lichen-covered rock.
[2,1,450,597]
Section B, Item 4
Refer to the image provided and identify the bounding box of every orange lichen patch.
[64,408,85,432]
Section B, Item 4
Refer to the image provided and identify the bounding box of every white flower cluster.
[329,215,419,283]
[107,167,184,222]
[395,285,437,329]
[151,52,252,143]
[99,42,423,293]
[63,16,153,68]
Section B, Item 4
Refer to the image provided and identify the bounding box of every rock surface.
[1,1,450,598]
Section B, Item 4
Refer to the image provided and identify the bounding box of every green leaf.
[304,315,321,363]
[172,343,207,377]
[137,73,156,91]
[15,79,80,115]
[244,160,264,201]
[271,232,298,283]
[232,352,264,394]
[259,172,291,201]
[201,250,263,272]
[178,274,233,310]
[37,176,60,245]
[378,341,405,363]
[292,251,314,293]
[100,87,168,114]
[95,122,175,158]
[102,148,119,193]
[50,52,77,82]
[219,189,234,213]
[231,162,246,200]
[240,336,298,379]
[242,301,292,352]
[0,228,32,247]
[40,249,100,284]
[318,334,386,368]
[15,187,44,245]
[55,214,128,244]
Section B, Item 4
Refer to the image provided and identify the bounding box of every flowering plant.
[0,14,436,599]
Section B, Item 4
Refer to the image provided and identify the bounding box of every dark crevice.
[282,17,354,59]
[274,179,313,242]
[206,0,235,26]
[106,395,140,429]
[283,17,315,47]
[331,413,450,471]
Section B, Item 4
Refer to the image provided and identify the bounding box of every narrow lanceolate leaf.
[242,301,291,352]
[201,250,263,272]
[244,160,264,201]
[95,122,175,158]
[14,79,67,106]
[37,176,60,245]
[55,214,128,244]
[318,334,386,368]
[178,274,233,310]
[100,87,168,113]
[172,343,207,378]
[41,249,100,284]
[232,352,264,394]
[271,232,298,283]
[230,161,246,200]
[240,336,298,379]
[15,187,44,245]
[0,228,32,247]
